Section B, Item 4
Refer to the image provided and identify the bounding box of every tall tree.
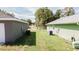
[65,7,75,16]
[55,9,62,19]
[26,19,32,25]
[35,7,53,29]
[60,7,75,17]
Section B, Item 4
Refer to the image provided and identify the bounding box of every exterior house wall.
[5,22,14,43]
[47,24,79,41]
[0,11,28,43]
[0,20,28,43]
[55,28,79,41]
[5,21,28,43]
[0,23,5,43]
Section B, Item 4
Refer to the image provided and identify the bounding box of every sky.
[0,7,79,22]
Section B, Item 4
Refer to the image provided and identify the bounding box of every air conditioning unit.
[72,41,79,49]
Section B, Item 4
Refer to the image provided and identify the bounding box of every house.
[0,11,29,44]
[46,15,79,42]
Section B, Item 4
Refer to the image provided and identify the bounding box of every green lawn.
[24,29,73,51]
[0,29,73,51]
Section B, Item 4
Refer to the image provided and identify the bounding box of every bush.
[25,30,31,36]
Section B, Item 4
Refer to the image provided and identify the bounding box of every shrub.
[25,30,31,36]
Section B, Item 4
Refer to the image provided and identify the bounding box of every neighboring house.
[0,11,29,44]
[46,15,79,42]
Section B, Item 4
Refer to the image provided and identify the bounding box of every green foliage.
[45,16,55,23]
[11,31,36,46]
[26,19,32,25]
[66,7,75,16]
[60,7,75,17]
[54,9,62,19]
[35,7,53,29]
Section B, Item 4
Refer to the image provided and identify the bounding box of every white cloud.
[14,12,35,22]
[26,7,38,15]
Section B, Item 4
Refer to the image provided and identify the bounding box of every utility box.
[49,31,53,35]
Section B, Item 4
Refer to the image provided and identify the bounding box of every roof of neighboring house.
[0,11,28,24]
[0,18,28,24]
[47,15,79,25]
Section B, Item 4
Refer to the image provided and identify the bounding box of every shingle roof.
[47,15,79,25]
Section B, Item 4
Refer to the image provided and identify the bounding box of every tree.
[35,7,53,29]
[66,7,75,16]
[54,9,62,19]
[26,19,32,25]
[60,7,75,17]
[44,16,55,24]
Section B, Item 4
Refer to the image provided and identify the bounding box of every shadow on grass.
[5,32,36,46]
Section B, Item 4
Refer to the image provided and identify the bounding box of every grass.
[36,30,73,51]
[0,28,73,51]
[14,32,36,46]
